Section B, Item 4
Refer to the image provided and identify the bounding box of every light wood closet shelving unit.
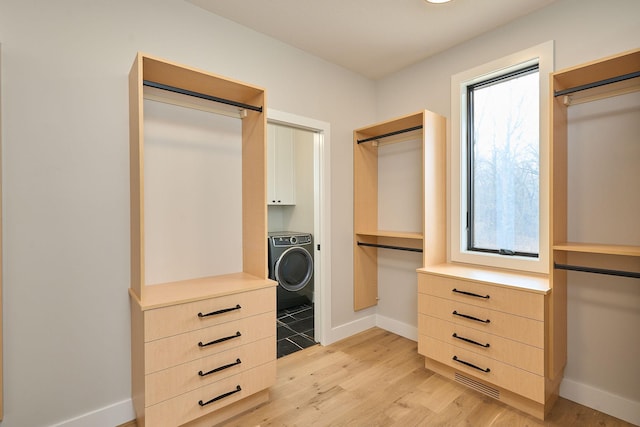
[550,48,640,280]
[353,110,446,311]
[128,53,276,427]
[417,48,639,421]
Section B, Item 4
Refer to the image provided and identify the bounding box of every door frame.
[267,110,331,345]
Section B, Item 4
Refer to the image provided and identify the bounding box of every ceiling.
[187,0,559,80]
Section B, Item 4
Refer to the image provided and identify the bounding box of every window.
[450,41,553,273]
[467,64,539,257]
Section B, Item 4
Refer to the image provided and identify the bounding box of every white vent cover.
[455,372,500,400]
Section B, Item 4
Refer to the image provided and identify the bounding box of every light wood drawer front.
[418,294,543,348]
[422,336,544,403]
[146,361,276,427]
[145,337,275,406]
[418,273,544,321]
[145,287,275,341]
[145,311,275,374]
[419,314,543,375]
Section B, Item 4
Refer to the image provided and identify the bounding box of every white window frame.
[450,41,554,274]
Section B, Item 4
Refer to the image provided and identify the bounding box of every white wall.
[375,0,640,422]
[376,137,423,334]
[143,100,244,285]
[563,90,640,421]
[0,0,375,425]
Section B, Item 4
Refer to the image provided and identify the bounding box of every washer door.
[274,246,313,292]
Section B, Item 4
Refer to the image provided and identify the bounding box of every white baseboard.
[560,378,640,425]
[324,313,376,345]
[375,315,418,341]
[49,398,134,427]
[325,314,417,346]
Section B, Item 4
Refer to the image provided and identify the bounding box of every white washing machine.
[268,232,314,310]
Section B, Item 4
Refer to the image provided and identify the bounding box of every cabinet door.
[267,124,296,205]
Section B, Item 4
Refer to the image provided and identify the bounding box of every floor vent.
[455,372,500,400]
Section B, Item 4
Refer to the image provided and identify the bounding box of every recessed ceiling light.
[425,0,452,3]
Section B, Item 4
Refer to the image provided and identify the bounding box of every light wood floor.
[224,327,633,427]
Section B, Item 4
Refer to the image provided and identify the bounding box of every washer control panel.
[271,233,312,246]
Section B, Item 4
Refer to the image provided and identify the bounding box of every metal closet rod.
[554,263,640,279]
[143,80,263,113]
[357,125,423,144]
[357,241,423,253]
[554,71,640,97]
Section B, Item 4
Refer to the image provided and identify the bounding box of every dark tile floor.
[277,304,318,358]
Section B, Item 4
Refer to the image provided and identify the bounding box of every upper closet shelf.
[554,70,640,97]
[552,48,640,105]
[553,242,640,257]
[143,80,263,112]
[357,125,423,144]
[356,230,423,240]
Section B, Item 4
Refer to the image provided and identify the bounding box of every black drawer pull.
[198,331,241,348]
[452,288,490,299]
[198,385,242,407]
[452,310,490,324]
[198,304,241,318]
[453,355,490,373]
[452,333,490,348]
[198,358,242,377]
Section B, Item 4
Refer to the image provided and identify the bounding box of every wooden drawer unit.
[418,272,544,320]
[419,315,543,375]
[130,282,277,427]
[417,264,555,420]
[146,336,275,406]
[421,336,544,403]
[128,54,275,427]
[146,361,277,427]
[145,286,275,341]
[145,311,274,374]
[418,294,544,348]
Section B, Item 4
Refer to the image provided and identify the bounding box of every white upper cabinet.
[267,123,296,205]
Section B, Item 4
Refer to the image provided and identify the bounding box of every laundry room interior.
[266,122,319,357]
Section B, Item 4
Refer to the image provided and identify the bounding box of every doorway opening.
[267,110,331,357]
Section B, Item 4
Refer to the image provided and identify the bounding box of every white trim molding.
[49,399,134,427]
[450,40,554,274]
[267,109,332,346]
[560,378,640,426]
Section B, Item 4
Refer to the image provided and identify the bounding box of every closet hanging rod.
[357,125,423,144]
[554,71,640,98]
[554,263,640,279]
[143,80,263,113]
[357,241,423,253]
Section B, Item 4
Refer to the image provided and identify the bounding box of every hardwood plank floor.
[224,328,633,427]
